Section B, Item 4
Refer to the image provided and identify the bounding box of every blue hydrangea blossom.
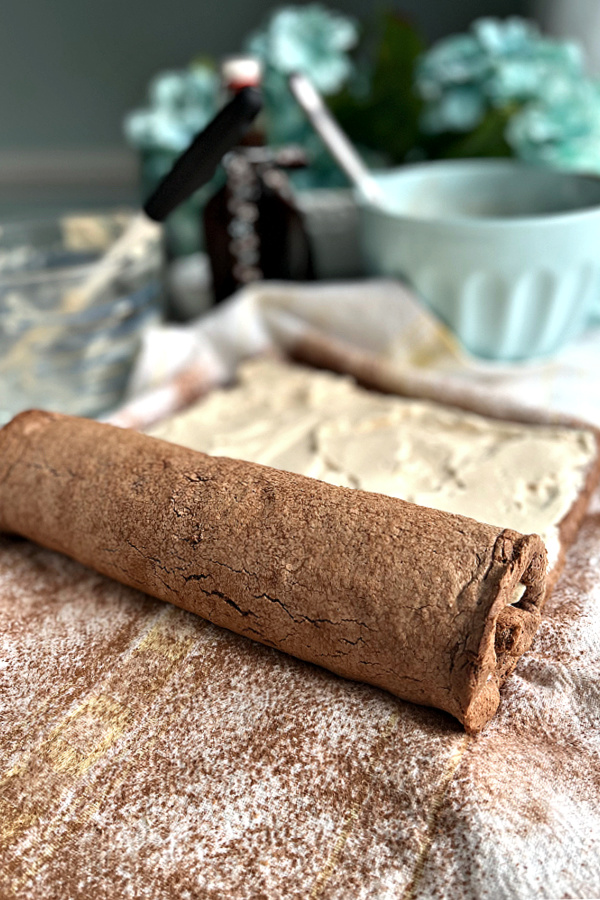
[245,4,358,95]
[245,3,359,183]
[124,65,220,153]
[416,16,600,174]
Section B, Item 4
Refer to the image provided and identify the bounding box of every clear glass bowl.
[0,211,164,425]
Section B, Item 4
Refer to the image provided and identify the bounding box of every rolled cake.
[0,410,547,731]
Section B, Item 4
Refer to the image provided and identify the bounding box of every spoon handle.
[288,72,383,206]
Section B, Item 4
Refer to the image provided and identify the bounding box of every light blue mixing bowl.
[358,159,600,361]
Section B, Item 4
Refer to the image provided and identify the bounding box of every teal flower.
[150,66,219,113]
[245,4,359,95]
[420,84,487,133]
[486,40,583,106]
[415,16,587,135]
[472,16,538,56]
[507,79,600,173]
[124,64,219,152]
[416,34,488,103]
[244,4,359,186]
[124,108,193,154]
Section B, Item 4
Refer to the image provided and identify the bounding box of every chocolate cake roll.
[0,410,547,731]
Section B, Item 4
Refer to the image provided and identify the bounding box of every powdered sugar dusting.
[410,498,600,900]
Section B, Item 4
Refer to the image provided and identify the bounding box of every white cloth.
[127,279,600,426]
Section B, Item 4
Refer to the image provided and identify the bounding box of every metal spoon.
[288,72,385,207]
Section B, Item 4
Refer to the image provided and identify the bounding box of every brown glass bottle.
[203,57,314,303]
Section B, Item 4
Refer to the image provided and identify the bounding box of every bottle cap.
[221,56,263,90]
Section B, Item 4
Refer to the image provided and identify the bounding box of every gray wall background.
[0,0,528,152]
[0,0,533,210]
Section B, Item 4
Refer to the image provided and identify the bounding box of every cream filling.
[510,583,527,606]
[150,358,597,569]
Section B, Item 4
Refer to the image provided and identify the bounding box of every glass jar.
[0,211,164,425]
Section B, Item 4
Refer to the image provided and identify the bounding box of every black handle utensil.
[144,86,263,222]
[66,87,263,310]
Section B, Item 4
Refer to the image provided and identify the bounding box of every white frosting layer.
[150,358,597,568]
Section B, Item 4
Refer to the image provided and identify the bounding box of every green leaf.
[328,12,426,164]
[419,105,518,160]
